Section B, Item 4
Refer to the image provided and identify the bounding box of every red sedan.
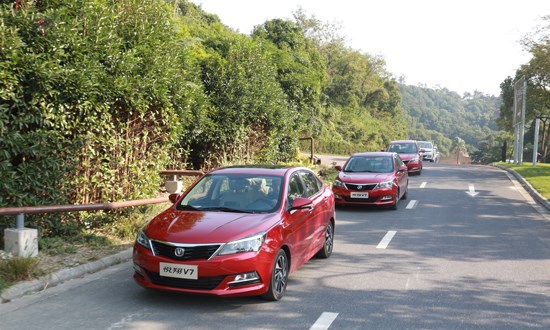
[133,166,335,301]
[332,152,409,210]
[387,140,423,175]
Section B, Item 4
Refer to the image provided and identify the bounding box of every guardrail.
[0,169,204,257]
[0,197,170,226]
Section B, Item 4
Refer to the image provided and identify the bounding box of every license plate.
[350,192,369,198]
[159,262,198,280]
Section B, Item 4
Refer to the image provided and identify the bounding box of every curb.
[1,248,132,303]
[492,164,550,212]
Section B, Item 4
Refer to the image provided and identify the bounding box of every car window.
[390,143,417,153]
[375,157,394,172]
[419,141,433,149]
[344,157,372,172]
[287,173,305,202]
[299,170,322,197]
[395,155,404,168]
[179,174,283,213]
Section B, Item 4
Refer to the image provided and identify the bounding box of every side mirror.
[169,193,181,204]
[335,165,342,171]
[290,197,313,210]
[420,148,426,152]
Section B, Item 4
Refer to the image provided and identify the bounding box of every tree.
[450,137,468,164]
[499,15,550,162]
[252,19,326,137]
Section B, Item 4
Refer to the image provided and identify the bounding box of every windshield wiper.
[200,206,254,213]
[176,204,199,211]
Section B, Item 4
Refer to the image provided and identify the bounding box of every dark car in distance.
[332,152,409,210]
[133,165,335,301]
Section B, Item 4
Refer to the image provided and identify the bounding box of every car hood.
[338,172,394,183]
[144,208,277,244]
[397,153,419,161]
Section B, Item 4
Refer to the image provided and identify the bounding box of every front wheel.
[401,182,408,200]
[261,249,289,301]
[389,189,399,210]
[315,221,334,258]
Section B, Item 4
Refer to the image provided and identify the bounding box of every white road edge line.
[406,200,417,209]
[310,312,339,330]
[420,182,427,188]
[376,230,397,249]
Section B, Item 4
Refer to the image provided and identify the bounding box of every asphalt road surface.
[1,163,549,329]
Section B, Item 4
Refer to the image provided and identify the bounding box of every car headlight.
[376,180,394,189]
[136,230,152,250]
[333,179,346,189]
[218,233,266,255]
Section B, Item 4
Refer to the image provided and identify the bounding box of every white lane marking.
[310,312,339,330]
[376,230,397,249]
[466,184,479,197]
[406,200,417,209]
[420,182,427,188]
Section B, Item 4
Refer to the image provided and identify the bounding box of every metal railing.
[0,169,205,228]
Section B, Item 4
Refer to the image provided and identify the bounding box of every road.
[1,163,550,329]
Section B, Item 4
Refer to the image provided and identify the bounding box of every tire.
[389,189,399,210]
[315,221,334,259]
[401,182,408,200]
[261,249,289,301]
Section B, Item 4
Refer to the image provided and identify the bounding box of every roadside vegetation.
[494,162,550,200]
[0,257,42,292]
[0,0,404,239]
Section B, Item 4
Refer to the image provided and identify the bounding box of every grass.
[493,162,550,200]
[0,257,43,291]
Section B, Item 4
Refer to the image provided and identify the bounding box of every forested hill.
[399,84,502,158]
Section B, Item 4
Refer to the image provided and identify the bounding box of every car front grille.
[145,270,225,290]
[344,183,377,191]
[151,241,221,261]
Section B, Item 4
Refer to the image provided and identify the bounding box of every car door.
[284,171,315,271]
[394,154,408,196]
[298,170,331,259]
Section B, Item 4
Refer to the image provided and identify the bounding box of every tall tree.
[450,137,468,164]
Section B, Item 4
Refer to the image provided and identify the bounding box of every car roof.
[389,140,417,144]
[351,152,394,157]
[208,165,302,176]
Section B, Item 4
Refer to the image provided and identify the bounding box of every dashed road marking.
[406,200,417,209]
[310,312,339,330]
[420,182,427,188]
[376,230,397,249]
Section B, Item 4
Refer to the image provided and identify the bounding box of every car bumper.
[406,162,422,173]
[132,244,275,297]
[332,186,396,206]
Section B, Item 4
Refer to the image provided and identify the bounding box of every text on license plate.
[350,192,369,198]
[159,262,198,280]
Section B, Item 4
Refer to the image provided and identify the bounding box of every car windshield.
[419,141,433,149]
[343,156,394,173]
[176,173,283,213]
[388,143,417,153]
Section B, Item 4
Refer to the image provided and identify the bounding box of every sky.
[189,0,549,96]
